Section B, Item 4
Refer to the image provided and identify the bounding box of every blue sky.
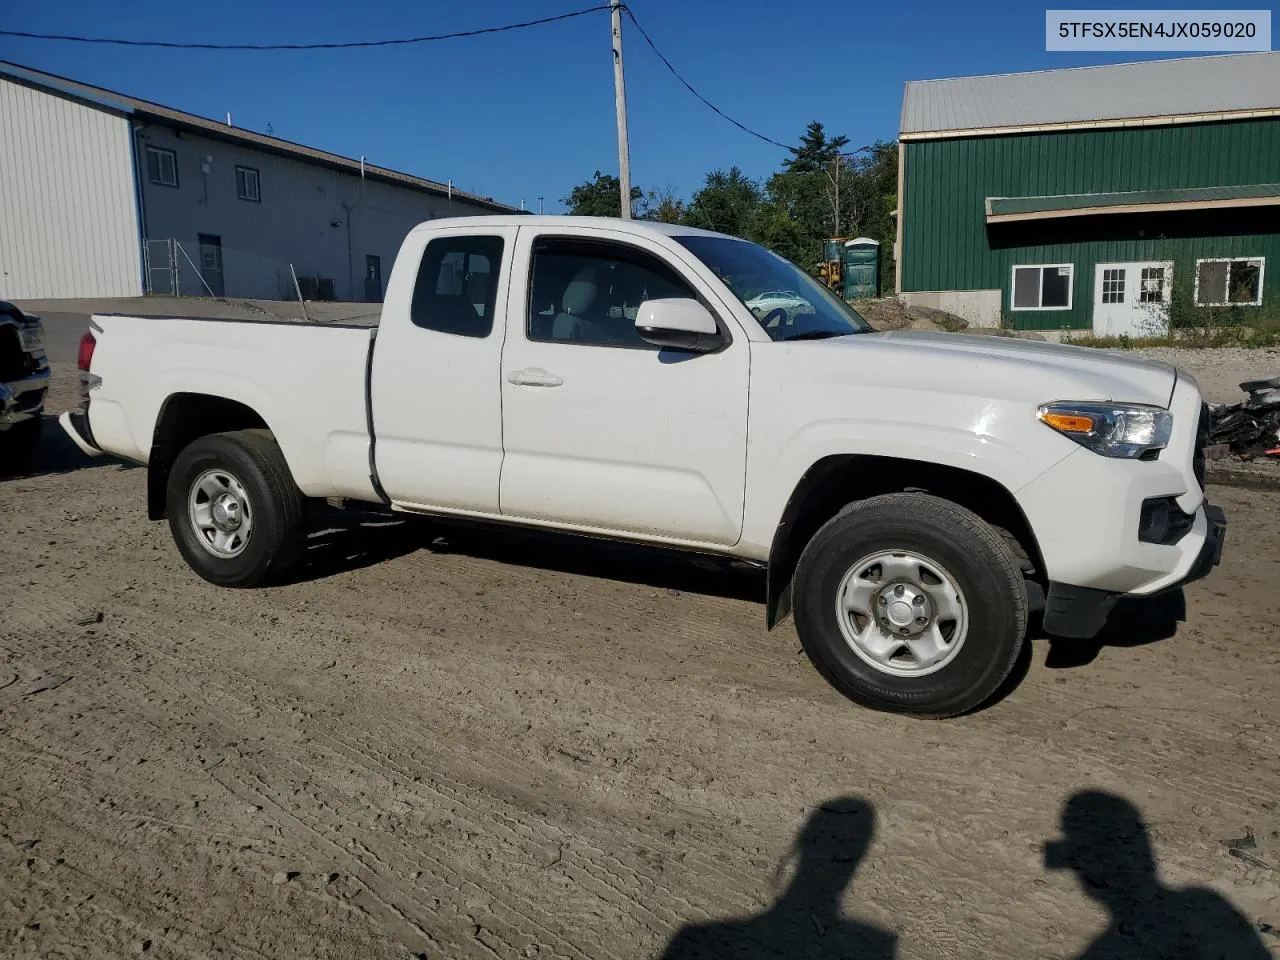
[1,1,1258,210]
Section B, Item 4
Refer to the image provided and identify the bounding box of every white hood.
[813,330,1179,408]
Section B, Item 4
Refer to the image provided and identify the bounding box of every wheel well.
[147,393,268,519]
[766,455,1044,629]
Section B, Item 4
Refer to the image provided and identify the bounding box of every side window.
[527,239,696,347]
[410,235,504,338]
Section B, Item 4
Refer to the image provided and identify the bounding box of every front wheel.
[792,492,1028,718]
[166,429,304,587]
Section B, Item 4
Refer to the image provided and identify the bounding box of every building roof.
[985,182,1280,223]
[0,60,519,213]
[901,52,1280,140]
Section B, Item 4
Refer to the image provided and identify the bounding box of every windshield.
[674,235,872,341]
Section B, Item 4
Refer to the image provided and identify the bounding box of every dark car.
[0,301,50,464]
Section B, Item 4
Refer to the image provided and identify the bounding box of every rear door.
[497,227,751,547]
[370,225,517,514]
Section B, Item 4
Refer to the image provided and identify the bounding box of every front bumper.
[1042,502,1226,639]
[0,369,50,428]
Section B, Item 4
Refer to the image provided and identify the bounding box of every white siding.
[139,125,496,301]
[0,78,143,298]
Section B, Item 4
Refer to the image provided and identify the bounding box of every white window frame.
[1010,263,1074,311]
[235,165,261,202]
[145,145,178,188]
[1193,257,1265,307]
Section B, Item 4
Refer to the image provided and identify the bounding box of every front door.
[498,229,750,547]
[197,234,225,298]
[364,254,383,302]
[1092,261,1173,337]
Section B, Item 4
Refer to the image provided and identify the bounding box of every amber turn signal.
[1039,412,1094,434]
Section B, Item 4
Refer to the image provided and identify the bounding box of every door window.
[527,239,696,347]
[1100,268,1126,304]
[1139,266,1166,303]
[410,235,504,338]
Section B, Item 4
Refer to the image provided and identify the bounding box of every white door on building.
[1092,261,1174,337]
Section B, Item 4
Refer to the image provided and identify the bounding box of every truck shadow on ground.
[305,513,768,602]
[0,415,139,482]
[285,509,428,584]
[655,791,1272,960]
[1035,590,1187,669]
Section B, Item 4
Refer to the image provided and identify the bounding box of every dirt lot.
[2,367,1278,959]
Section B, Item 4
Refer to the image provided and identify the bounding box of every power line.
[621,6,791,150]
[0,5,611,50]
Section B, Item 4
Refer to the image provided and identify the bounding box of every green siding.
[901,119,1280,329]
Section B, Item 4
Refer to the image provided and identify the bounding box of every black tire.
[0,416,42,469]
[792,492,1027,718]
[166,429,304,587]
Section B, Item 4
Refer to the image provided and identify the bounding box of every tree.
[642,184,686,224]
[562,170,644,218]
[683,167,763,238]
[557,125,900,287]
[783,121,850,175]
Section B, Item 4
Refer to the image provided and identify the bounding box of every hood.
[825,330,1179,408]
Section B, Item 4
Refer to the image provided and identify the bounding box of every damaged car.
[1,301,50,465]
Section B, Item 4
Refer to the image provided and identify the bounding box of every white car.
[61,216,1225,717]
[745,289,814,326]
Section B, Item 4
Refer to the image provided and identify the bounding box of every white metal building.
[0,61,518,301]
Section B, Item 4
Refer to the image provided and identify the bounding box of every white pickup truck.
[61,215,1225,717]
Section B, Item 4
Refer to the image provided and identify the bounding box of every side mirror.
[634,298,724,353]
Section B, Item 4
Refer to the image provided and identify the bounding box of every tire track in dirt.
[3,594,650,958]
[7,584,777,911]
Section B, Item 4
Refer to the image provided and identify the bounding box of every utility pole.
[610,0,632,218]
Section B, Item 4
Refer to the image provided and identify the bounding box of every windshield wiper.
[777,330,852,342]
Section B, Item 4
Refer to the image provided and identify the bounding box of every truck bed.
[85,312,381,503]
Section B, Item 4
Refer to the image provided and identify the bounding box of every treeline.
[562,122,898,274]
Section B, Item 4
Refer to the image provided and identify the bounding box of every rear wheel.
[166,429,304,587]
[792,492,1027,717]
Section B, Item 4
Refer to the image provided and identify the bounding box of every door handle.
[507,368,564,388]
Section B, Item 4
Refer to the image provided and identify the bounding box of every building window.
[145,146,178,187]
[235,165,261,202]
[409,235,504,338]
[1011,264,1073,310]
[1195,258,1264,307]
[1100,268,1125,304]
[1139,266,1166,304]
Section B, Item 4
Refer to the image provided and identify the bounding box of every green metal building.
[895,52,1280,333]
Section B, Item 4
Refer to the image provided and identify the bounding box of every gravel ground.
[1115,346,1280,404]
[1,366,1277,959]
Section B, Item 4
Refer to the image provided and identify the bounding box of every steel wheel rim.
[834,549,969,677]
[188,468,254,559]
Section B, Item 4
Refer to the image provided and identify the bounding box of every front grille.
[0,325,24,381]
[1192,403,1209,492]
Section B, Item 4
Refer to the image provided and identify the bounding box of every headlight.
[1038,401,1172,459]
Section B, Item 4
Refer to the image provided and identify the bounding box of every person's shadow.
[658,797,894,959]
[1045,790,1271,959]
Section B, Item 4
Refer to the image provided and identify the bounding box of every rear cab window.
[410,235,505,338]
